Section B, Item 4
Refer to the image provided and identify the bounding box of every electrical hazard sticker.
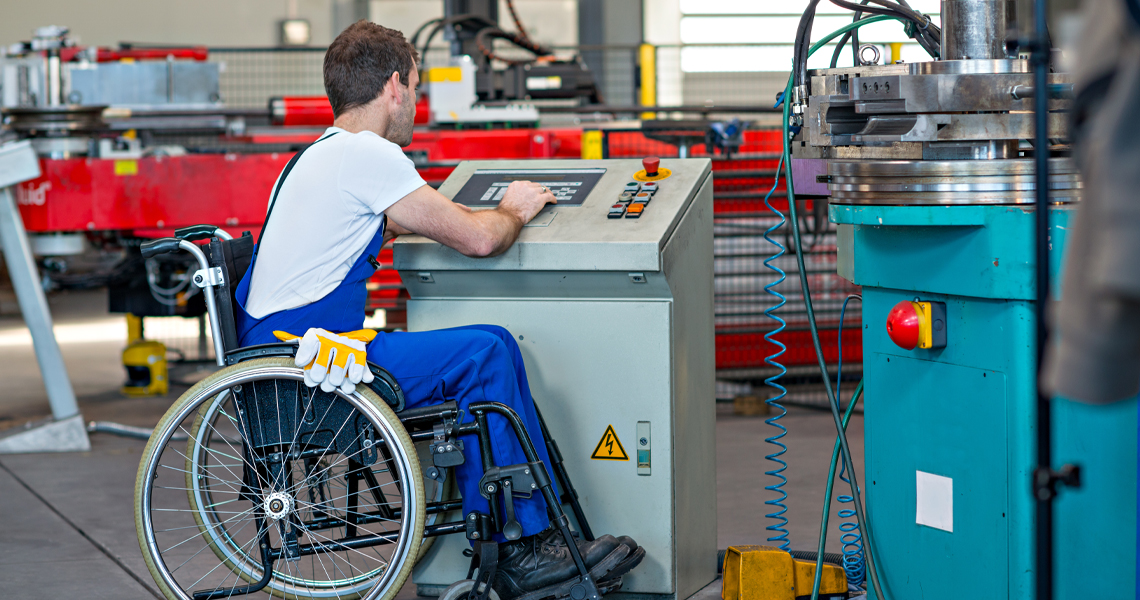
[590,425,629,461]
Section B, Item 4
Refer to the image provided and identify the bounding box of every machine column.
[941,0,1012,60]
[0,140,89,453]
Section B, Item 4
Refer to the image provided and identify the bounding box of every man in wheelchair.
[230,20,642,600]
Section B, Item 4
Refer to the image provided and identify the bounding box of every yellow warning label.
[590,425,629,461]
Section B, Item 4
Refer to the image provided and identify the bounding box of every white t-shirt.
[244,127,426,318]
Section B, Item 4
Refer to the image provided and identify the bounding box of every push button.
[642,157,660,178]
[634,192,651,204]
[625,203,644,218]
[641,182,658,194]
[608,204,626,219]
[886,300,947,349]
[624,181,641,193]
[618,192,634,203]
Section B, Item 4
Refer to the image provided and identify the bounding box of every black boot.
[494,529,624,600]
[596,535,645,584]
[537,529,627,569]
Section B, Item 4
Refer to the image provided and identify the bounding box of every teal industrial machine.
[772,1,1138,598]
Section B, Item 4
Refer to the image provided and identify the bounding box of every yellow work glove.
[274,328,378,394]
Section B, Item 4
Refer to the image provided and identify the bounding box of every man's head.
[324,20,419,146]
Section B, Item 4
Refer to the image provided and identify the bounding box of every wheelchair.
[133,226,617,600]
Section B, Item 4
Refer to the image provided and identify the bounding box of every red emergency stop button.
[886,300,947,350]
[886,301,922,350]
[643,157,660,177]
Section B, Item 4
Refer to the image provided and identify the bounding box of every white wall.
[643,0,680,45]
[0,1,578,50]
[369,0,577,49]
[0,0,337,48]
[643,0,682,106]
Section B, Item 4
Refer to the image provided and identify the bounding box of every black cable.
[829,0,871,69]
[409,18,441,50]
[474,26,552,64]
[793,0,822,88]
[415,14,497,62]
[504,0,534,45]
[415,13,551,68]
[828,0,941,58]
[418,22,446,64]
[830,32,849,68]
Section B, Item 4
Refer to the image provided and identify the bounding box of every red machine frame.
[15,123,859,371]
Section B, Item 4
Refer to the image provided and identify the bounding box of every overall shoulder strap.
[257,131,339,249]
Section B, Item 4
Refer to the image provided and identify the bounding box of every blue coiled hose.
[835,295,865,587]
[836,466,865,586]
[760,155,791,551]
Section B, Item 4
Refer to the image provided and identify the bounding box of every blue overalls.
[234,146,555,541]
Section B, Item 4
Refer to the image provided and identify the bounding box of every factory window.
[678,0,941,72]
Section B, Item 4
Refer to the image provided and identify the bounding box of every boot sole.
[596,577,624,595]
[596,546,645,584]
[512,545,630,600]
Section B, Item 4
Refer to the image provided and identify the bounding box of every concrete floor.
[0,289,865,598]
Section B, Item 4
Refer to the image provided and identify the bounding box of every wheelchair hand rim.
[139,363,420,600]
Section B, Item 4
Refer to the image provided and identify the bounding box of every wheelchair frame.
[136,225,602,600]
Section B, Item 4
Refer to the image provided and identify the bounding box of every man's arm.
[383,181,555,257]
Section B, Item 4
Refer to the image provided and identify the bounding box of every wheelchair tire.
[136,358,425,600]
[181,384,452,573]
[439,579,501,600]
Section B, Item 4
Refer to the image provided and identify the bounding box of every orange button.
[626,204,644,213]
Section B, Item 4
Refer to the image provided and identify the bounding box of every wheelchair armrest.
[366,363,405,413]
[225,343,297,365]
[224,346,407,412]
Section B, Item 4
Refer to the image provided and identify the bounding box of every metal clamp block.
[192,266,224,288]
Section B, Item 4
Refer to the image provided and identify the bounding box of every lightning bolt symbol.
[605,435,614,455]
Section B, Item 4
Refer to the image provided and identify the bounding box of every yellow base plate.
[633,167,672,182]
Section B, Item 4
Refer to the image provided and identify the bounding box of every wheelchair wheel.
[183,390,450,572]
[136,358,425,600]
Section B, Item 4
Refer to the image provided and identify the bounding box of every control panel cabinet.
[395,159,716,600]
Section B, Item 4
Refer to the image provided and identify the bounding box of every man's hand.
[273,329,377,394]
[498,181,557,226]
[385,182,556,258]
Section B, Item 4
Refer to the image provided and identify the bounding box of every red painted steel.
[60,46,209,62]
[16,153,294,233]
[14,124,855,370]
[15,128,585,233]
[277,96,335,127]
[716,326,863,370]
[274,95,432,127]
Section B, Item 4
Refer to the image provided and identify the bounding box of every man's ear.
[389,71,405,102]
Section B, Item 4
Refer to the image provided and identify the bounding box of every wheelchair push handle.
[138,236,228,367]
[140,237,183,259]
[174,224,234,242]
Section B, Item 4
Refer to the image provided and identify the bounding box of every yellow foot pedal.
[721,545,847,600]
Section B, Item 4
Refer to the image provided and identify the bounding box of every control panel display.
[452,168,606,207]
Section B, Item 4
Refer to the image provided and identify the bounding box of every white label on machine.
[916,471,953,532]
[527,75,562,90]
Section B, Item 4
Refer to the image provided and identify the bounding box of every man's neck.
[333,105,388,138]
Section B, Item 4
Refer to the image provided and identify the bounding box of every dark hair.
[324,20,419,117]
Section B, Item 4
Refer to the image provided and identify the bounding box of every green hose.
[773,14,923,600]
[811,380,863,598]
